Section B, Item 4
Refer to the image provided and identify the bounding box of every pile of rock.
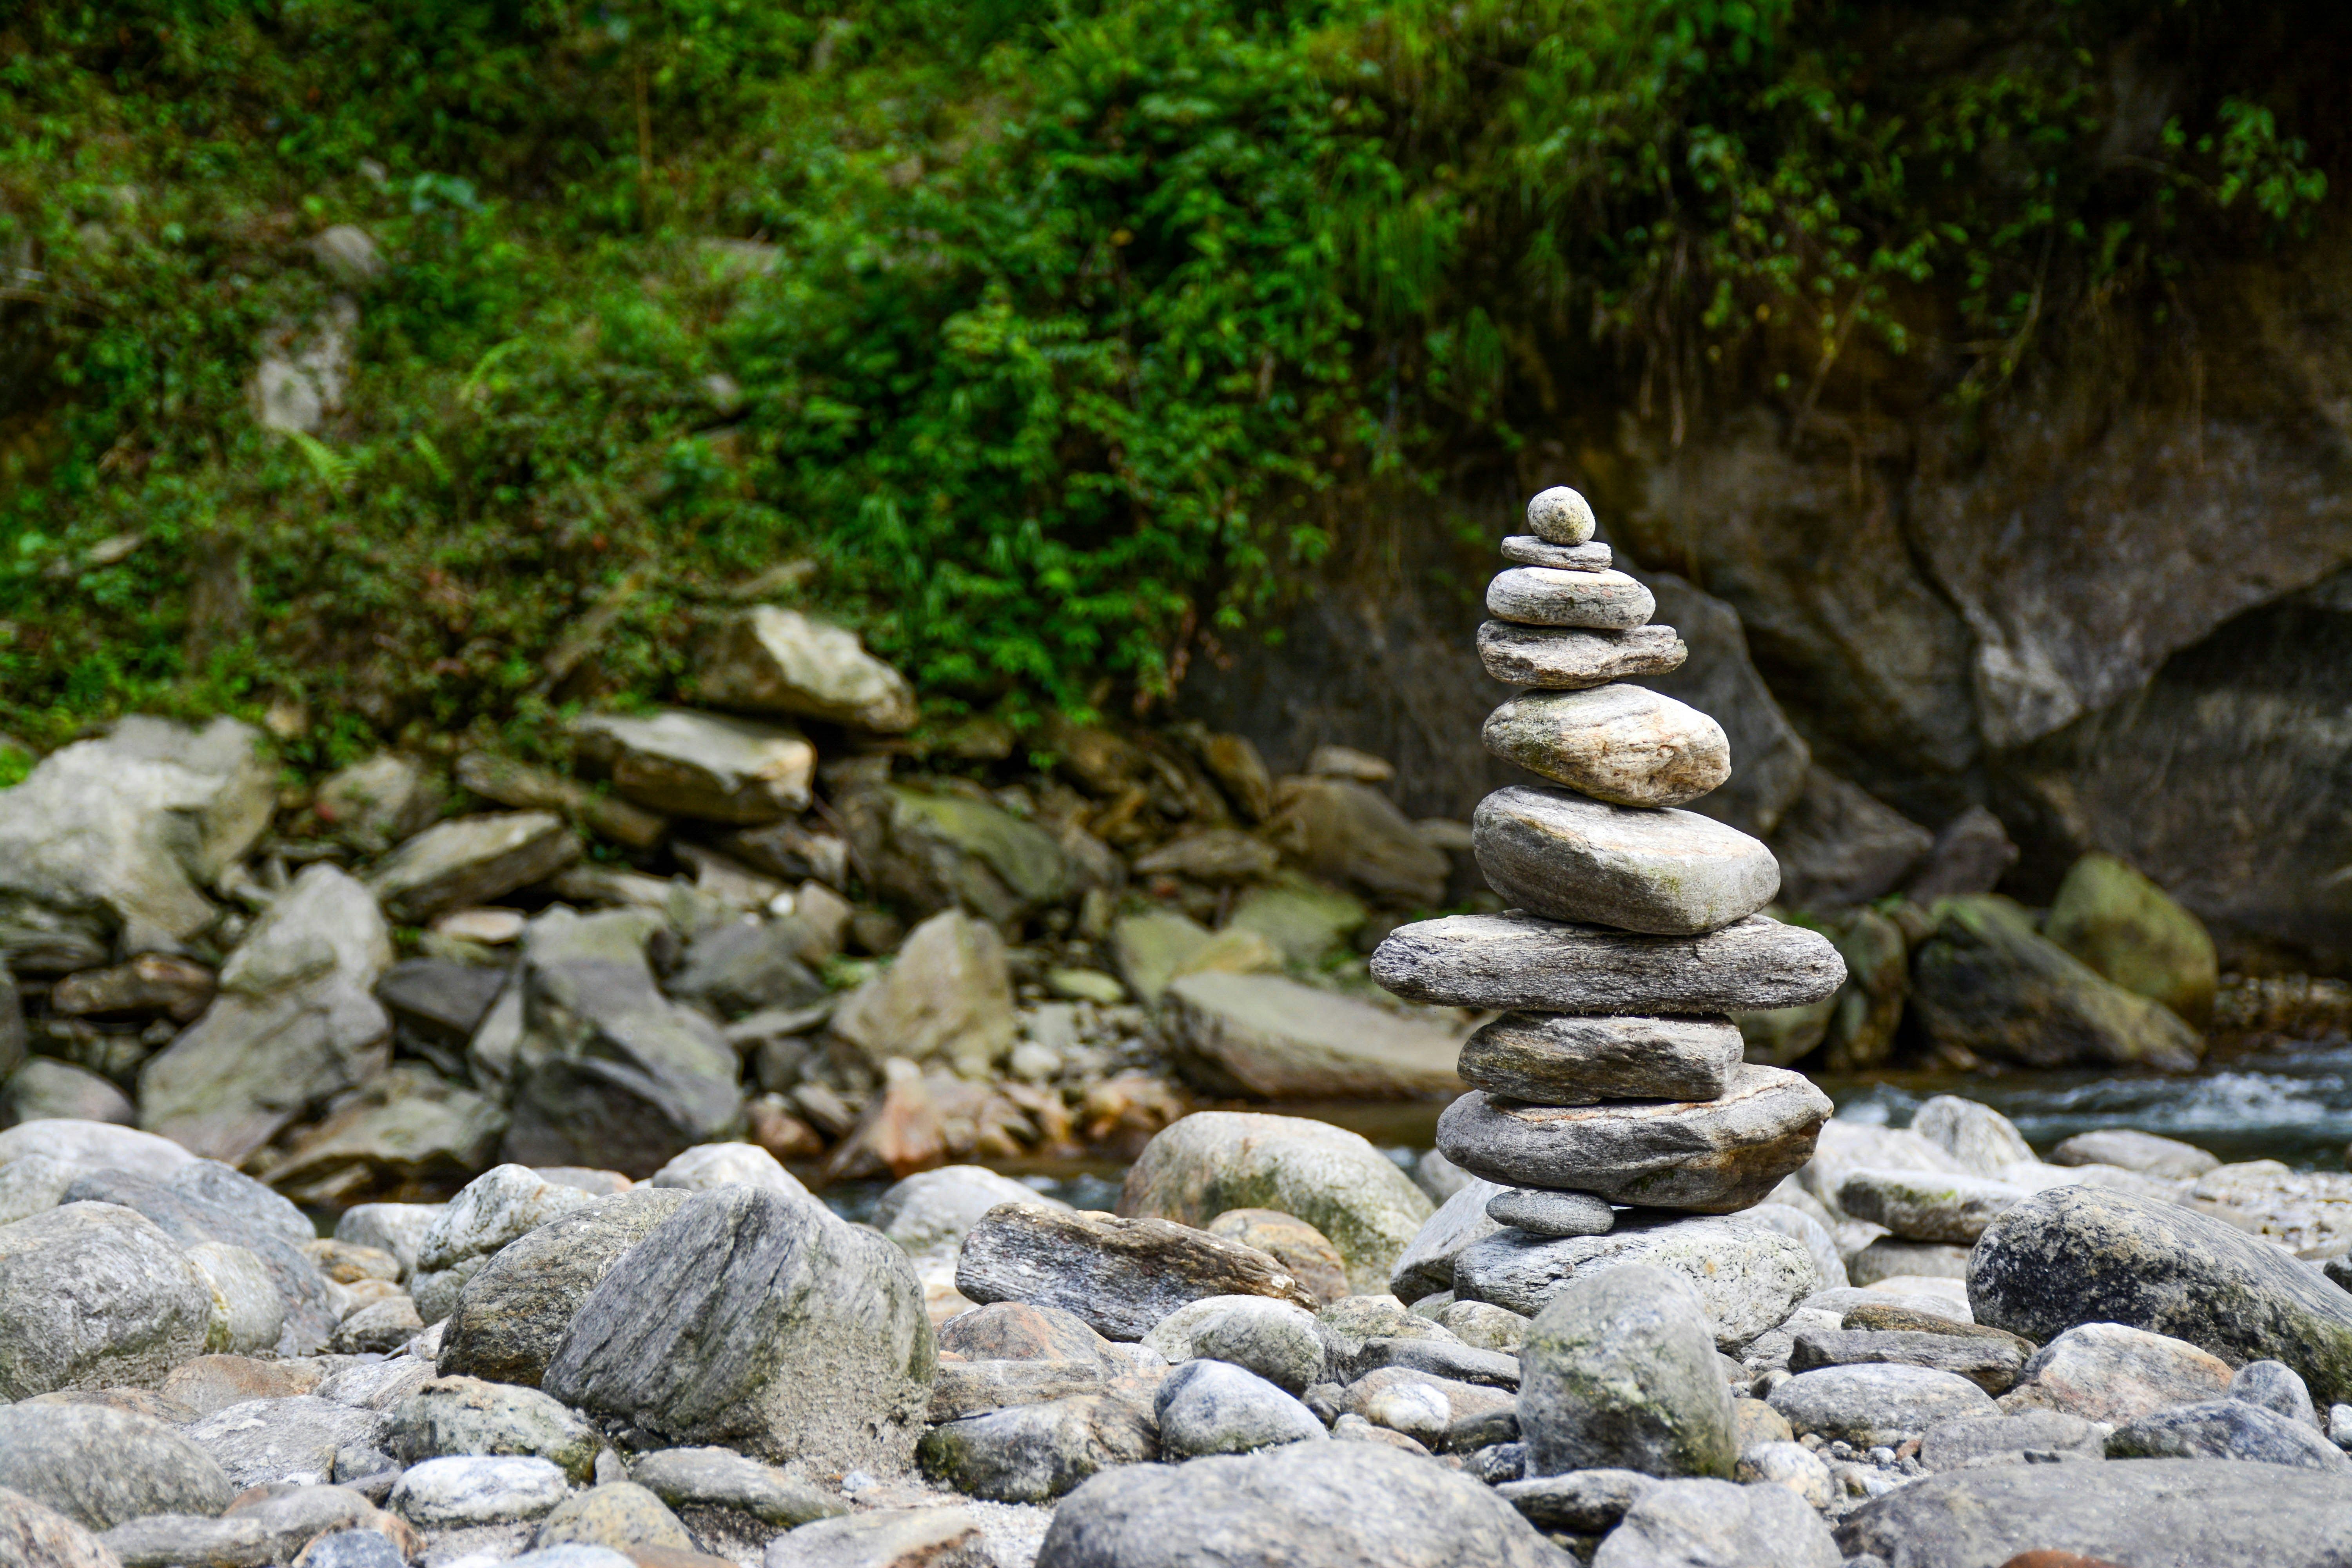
[1373,488,1843,1259]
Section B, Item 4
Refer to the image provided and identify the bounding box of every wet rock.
[957,1203,1316,1341]
[1374,911,1846,1014]
[0,1486,120,1568]
[629,1446,847,1530]
[1477,622,1687,690]
[1788,1328,2025,1395]
[184,1396,388,1488]
[573,710,814,824]
[694,606,918,733]
[545,1185,933,1471]
[765,1506,991,1568]
[1482,687,1729,808]
[533,1483,695,1552]
[1970,1185,2352,1402]
[1485,1188,1614,1238]
[0,1402,231,1529]
[1455,1213,1815,1350]
[1458,1014,1741,1106]
[1768,1363,1996,1446]
[1837,1459,2352,1568]
[2107,1398,2351,1471]
[1154,1359,1325,1458]
[918,1394,1156,1501]
[829,910,1017,1079]
[1203,1210,1350,1305]
[1143,1295,1323,1394]
[1119,1111,1435,1296]
[388,1455,569,1527]
[1766,768,1934,909]
[410,1164,599,1324]
[0,717,272,949]
[1998,1322,2235,1423]
[1590,1477,1839,1568]
[387,1375,605,1481]
[1836,1168,2027,1243]
[1918,1408,2107,1472]
[2050,1128,2218,1181]
[2235,1359,2322,1428]
[1160,972,1465,1100]
[1473,788,1776,936]
[1520,1264,1734,1479]
[1435,1066,1832,1212]
[1260,777,1449,908]
[366,811,581,924]
[1911,895,2202,1071]
[0,1202,211,1397]
[2046,851,2220,1021]
[160,1355,327,1419]
[138,866,394,1165]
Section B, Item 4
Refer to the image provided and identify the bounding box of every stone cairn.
[1372,487,1847,1238]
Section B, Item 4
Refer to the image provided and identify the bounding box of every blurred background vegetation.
[0,0,2334,775]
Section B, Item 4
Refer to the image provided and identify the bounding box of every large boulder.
[1032,1441,1571,1568]
[437,1187,691,1386]
[0,717,272,951]
[544,1185,934,1471]
[1909,895,2202,1071]
[1970,1185,2352,1406]
[2045,851,2221,1020]
[956,1203,1317,1340]
[1159,973,1465,1101]
[365,812,581,924]
[0,1203,212,1397]
[1519,1265,1735,1479]
[829,910,1018,1079]
[137,866,393,1164]
[1119,1112,1435,1295]
[1454,1214,1815,1351]
[0,1402,232,1530]
[694,606,918,732]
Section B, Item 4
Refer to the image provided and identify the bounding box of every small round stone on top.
[1526,486,1596,546]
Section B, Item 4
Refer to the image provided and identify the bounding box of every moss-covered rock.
[2044,852,2220,1022]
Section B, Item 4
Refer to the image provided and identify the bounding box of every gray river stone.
[1470,788,1778,935]
[1390,1179,1509,1303]
[1767,1363,1997,1446]
[1458,1014,1743,1105]
[1486,567,1651,630]
[0,1489,121,1568]
[1477,622,1684,689]
[0,1402,232,1530]
[1593,1477,1840,1568]
[0,1202,211,1398]
[918,1394,1156,1501]
[1033,1440,1570,1568]
[1373,912,1847,1015]
[1436,1066,1833,1212]
[1525,487,1597,545]
[2234,1359,2322,1428]
[183,1395,388,1488]
[1520,1265,1734,1479]
[1482,687,1729,808]
[1969,1184,2352,1406]
[1143,1295,1324,1394]
[1455,1214,1815,1350]
[1499,535,1610,569]
[2001,1322,2233,1425]
[1494,1468,1654,1533]
[958,1203,1318,1341]
[1835,1167,2029,1244]
[629,1446,846,1530]
[1485,1189,1615,1238]
[1918,1408,2108,1472]
[2106,1398,2352,1471]
[1154,1360,1327,1458]
[386,1375,606,1482]
[1788,1328,2025,1396]
[1837,1459,2352,1568]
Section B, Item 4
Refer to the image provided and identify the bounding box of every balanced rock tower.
[1372,487,1846,1290]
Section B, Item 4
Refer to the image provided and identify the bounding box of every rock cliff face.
[1179,211,2352,975]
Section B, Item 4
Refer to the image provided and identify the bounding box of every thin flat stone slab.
[1435,1066,1833,1212]
[1485,568,1653,630]
[1484,1189,1614,1238]
[1482,688,1729,808]
[1499,537,1610,571]
[1458,1014,1743,1104]
[1472,786,1777,935]
[1372,912,1847,1015]
[1477,621,1683,688]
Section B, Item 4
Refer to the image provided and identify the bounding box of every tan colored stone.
[1483,686,1730,808]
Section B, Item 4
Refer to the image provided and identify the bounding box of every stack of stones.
[1372,486,1847,1241]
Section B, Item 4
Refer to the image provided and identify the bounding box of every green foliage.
[0,0,2334,751]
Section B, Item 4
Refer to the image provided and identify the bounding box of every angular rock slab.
[1471,787,1777,936]
[956,1204,1316,1342]
[572,709,814,824]
[1436,1066,1833,1212]
[1500,535,1610,570]
[544,1186,934,1472]
[1159,971,1466,1100]
[1969,1184,2352,1406]
[1836,1166,2027,1244]
[1837,1459,2352,1568]
[1455,1214,1816,1351]
[1483,687,1730,808]
[1520,1265,1735,1480]
[365,811,581,924]
[1032,1440,1569,1568]
[1477,622,1683,689]
[1373,912,1846,1015]
[1486,568,1652,630]
[693,605,918,733]
[1459,1014,1743,1105]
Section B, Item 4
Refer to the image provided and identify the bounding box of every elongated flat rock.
[1500,537,1611,571]
[1486,568,1653,630]
[1483,687,1729,807]
[1485,1188,1615,1238]
[1372,912,1846,1014]
[1435,1067,1833,1212]
[1472,786,1775,934]
[1477,622,1684,689]
[1458,1014,1744,1104]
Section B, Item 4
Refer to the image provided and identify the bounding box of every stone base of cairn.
[1374,488,1846,1238]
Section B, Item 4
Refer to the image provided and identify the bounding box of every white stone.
[389,1454,570,1526]
[1486,567,1651,630]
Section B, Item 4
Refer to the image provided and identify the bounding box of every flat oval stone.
[1435,1066,1833,1212]
[1471,787,1776,935]
[1372,912,1847,1015]
[1458,1014,1744,1105]
[1486,568,1653,630]
[1525,487,1597,545]
[1485,1189,1615,1238]
[1500,537,1610,571]
[1483,687,1728,807]
[1477,623,1685,690]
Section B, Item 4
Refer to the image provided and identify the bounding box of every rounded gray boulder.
[1519,1264,1735,1480]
